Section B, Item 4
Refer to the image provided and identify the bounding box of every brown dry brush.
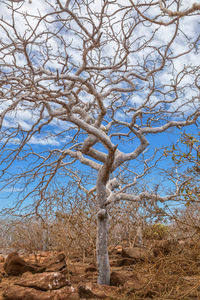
[121,239,200,300]
[0,199,144,258]
[1,230,200,299]
[2,204,200,298]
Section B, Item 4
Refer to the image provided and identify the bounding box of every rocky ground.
[1,239,200,299]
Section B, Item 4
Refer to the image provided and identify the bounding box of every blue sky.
[0,0,200,214]
[0,123,198,212]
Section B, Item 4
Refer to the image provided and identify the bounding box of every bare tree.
[0,0,200,284]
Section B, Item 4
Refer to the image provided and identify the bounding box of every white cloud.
[1,135,62,146]
[3,119,32,131]
[2,107,37,131]
[0,0,199,125]
[28,136,61,146]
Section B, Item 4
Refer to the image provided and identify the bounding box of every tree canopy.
[0,0,200,284]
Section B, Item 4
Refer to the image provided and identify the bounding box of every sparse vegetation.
[1,206,200,299]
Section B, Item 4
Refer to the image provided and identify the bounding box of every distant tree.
[0,0,200,284]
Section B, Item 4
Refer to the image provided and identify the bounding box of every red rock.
[78,284,106,299]
[42,252,67,272]
[82,283,119,299]
[110,271,126,286]
[3,285,79,300]
[15,271,70,290]
[4,252,44,276]
[121,247,148,260]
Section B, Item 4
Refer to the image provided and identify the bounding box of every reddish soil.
[1,241,200,299]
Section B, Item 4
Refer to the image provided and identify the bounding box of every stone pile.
[1,252,117,299]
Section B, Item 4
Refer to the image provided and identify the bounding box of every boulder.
[78,283,119,299]
[42,252,67,272]
[111,258,137,267]
[15,271,71,291]
[121,247,147,260]
[3,285,79,300]
[3,271,79,300]
[78,285,98,299]
[110,271,126,286]
[4,252,44,276]
[78,284,106,299]
[3,285,54,300]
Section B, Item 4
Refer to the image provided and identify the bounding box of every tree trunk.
[136,225,143,247]
[96,157,114,285]
[96,208,110,285]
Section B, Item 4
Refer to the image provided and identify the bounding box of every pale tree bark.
[96,147,116,284]
[0,0,200,285]
[96,207,110,285]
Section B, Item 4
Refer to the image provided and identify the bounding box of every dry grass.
[120,242,200,299]
[1,239,200,299]
[2,213,200,299]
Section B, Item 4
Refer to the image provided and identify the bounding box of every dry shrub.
[1,213,96,261]
[123,238,200,299]
[143,223,169,240]
[3,202,200,299]
[0,219,9,251]
[50,210,96,261]
[6,219,50,254]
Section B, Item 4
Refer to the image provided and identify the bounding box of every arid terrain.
[1,239,200,300]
